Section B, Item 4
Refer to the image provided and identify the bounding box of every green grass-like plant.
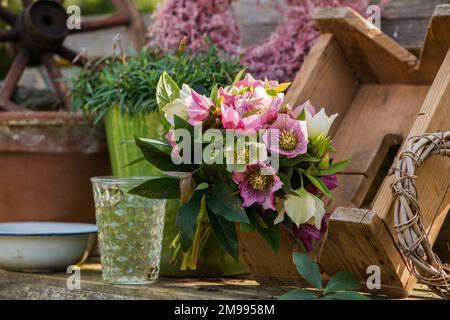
[70,45,243,122]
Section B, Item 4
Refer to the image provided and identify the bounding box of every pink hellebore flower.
[263,114,308,158]
[188,90,214,124]
[293,213,331,252]
[292,100,316,119]
[259,96,283,126]
[235,73,265,89]
[232,162,282,210]
[221,105,243,130]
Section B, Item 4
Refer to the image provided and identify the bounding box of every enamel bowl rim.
[0,222,98,237]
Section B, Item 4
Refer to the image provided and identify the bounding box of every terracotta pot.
[0,111,111,223]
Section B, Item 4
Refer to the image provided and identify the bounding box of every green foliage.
[279,253,369,300]
[129,177,180,199]
[207,207,239,260]
[246,208,280,253]
[134,137,191,172]
[176,191,203,251]
[71,47,242,122]
[206,181,250,224]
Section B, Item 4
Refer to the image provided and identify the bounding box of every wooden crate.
[238,5,450,298]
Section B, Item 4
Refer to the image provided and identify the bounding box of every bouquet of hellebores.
[130,70,348,270]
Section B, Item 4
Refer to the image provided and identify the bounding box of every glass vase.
[91,176,166,285]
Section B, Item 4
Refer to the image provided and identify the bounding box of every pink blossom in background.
[243,0,390,82]
[148,0,389,82]
[148,0,241,54]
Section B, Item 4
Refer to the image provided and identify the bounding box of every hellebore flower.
[293,213,331,252]
[306,174,339,195]
[263,114,308,158]
[235,73,265,89]
[188,90,214,124]
[162,84,192,125]
[221,105,242,130]
[292,100,316,119]
[259,96,283,126]
[225,140,268,173]
[305,108,338,140]
[274,188,325,229]
[232,162,282,210]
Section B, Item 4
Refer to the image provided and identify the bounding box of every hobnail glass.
[91,177,166,285]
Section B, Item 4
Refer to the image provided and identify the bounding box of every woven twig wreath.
[391,131,450,299]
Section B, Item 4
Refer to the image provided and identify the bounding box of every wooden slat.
[313,7,424,84]
[284,33,359,137]
[320,208,413,297]
[382,0,449,19]
[373,50,450,221]
[419,5,450,83]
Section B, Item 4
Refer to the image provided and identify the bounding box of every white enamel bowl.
[0,222,97,272]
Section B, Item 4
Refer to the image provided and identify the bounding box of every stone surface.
[0,260,441,300]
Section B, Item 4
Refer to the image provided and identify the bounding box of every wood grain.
[314,7,424,84]
[284,33,359,137]
[419,5,450,82]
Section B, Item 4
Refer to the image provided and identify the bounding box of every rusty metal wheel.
[0,0,145,111]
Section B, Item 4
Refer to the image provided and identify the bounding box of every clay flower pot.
[0,111,111,223]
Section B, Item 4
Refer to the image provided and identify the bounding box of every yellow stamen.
[249,170,270,191]
[280,130,298,151]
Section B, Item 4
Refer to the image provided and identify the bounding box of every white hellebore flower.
[225,141,268,173]
[162,84,192,125]
[305,108,338,140]
[274,188,325,229]
[254,85,272,105]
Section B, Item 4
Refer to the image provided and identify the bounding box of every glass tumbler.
[91,177,166,285]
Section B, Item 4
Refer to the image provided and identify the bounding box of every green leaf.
[318,160,350,176]
[196,182,209,191]
[279,154,319,167]
[278,289,318,300]
[176,191,203,251]
[239,222,255,232]
[129,177,180,199]
[292,252,323,289]
[231,68,246,86]
[135,137,192,172]
[305,173,334,199]
[156,71,180,110]
[247,208,280,253]
[122,157,145,169]
[324,271,361,295]
[320,291,369,300]
[206,181,250,224]
[277,171,297,195]
[207,208,239,260]
[211,84,219,103]
[134,138,172,153]
[272,82,291,93]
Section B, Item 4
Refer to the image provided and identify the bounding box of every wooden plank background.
[233,0,450,53]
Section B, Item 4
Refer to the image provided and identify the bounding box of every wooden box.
[238,5,450,297]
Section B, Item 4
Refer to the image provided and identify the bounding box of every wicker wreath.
[391,131,450,299]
